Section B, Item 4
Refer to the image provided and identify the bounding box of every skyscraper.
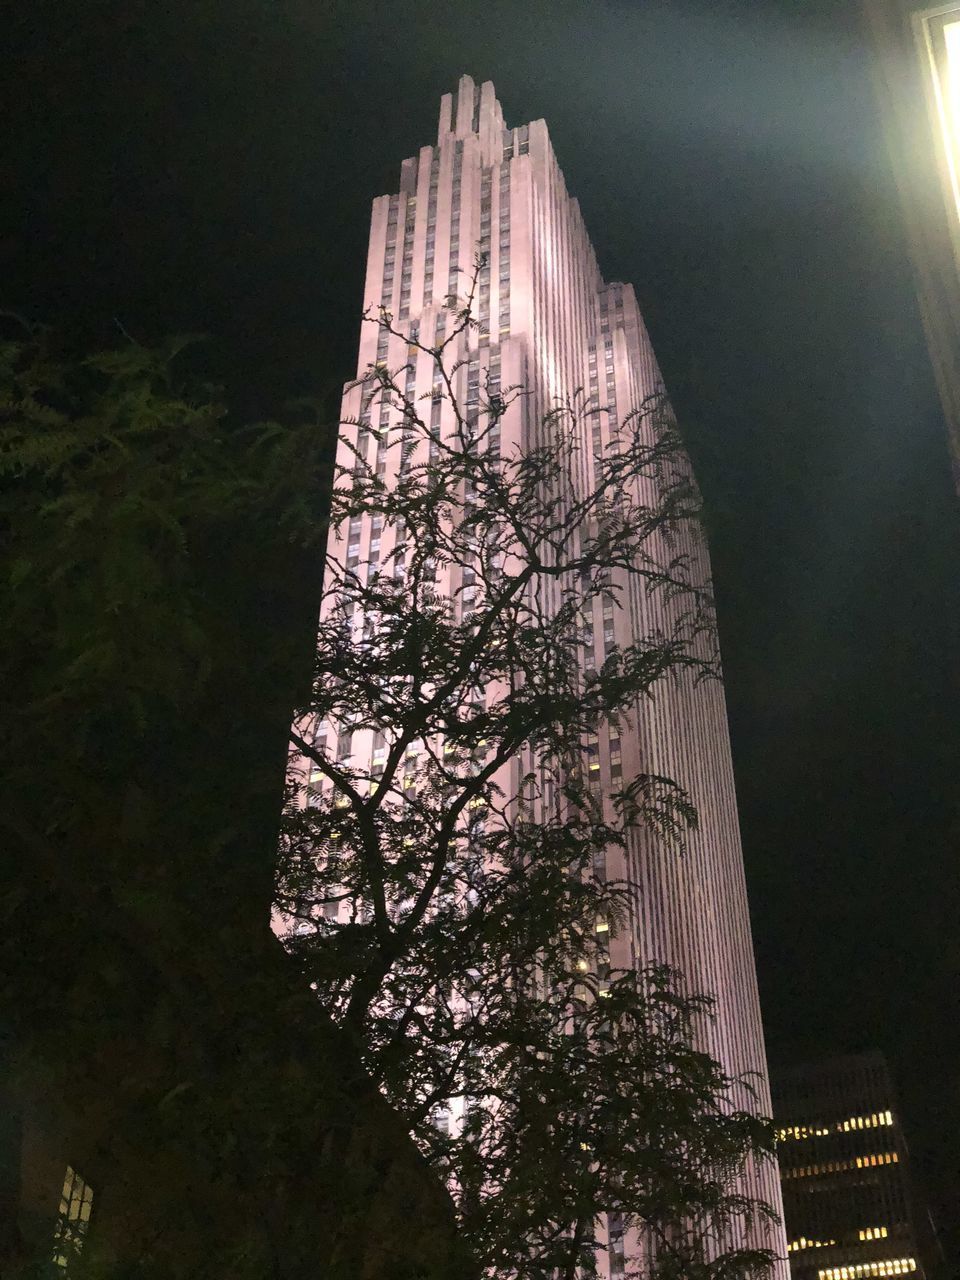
[288,74,787,1276]
[772,1053,940,1280]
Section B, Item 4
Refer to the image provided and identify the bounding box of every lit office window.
[52,1166,94,1271]
[818,1260,915,1280]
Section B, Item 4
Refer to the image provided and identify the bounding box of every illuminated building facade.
[773,1053,934,1280]
[863,0,960,488]
[292,75,787,1275]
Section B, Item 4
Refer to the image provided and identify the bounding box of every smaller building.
[772,1052,935,1280]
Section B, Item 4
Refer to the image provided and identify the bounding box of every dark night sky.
[7,0,960,1241]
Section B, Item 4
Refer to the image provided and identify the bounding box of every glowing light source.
[941,20,960,213]
[918,5,960,245]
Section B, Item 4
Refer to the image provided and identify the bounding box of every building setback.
[773,1052,938,1280]
[290,74,788,1276]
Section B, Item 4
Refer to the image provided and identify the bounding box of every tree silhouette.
[277,273,780,1279]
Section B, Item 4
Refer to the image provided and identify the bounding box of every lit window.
[819,1262,915,1280]
[52,1167,94,1271]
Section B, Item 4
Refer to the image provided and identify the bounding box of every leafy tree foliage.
[0,329,315,929]
[276,286,780,1279]
[0,326,473,1280]
[1,302,780,1278]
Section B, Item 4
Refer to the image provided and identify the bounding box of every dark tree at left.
[0,326,476,1279]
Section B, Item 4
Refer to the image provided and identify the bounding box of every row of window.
[777,1113,894,1143]
[818,1260,916,1280]
[447,144,464,299]
[382,195,400,310]
[587,342,604,457]
[598,296,617,447]
[423,152,440,300]
[478,170,492,333]
[398,193,417,320]
[782,1151,900,1179]
[586,298,621,464]
[497,162,510,338]
[787,1227,890,1254]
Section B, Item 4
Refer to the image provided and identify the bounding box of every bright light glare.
[944,22,960,165]
[932,17,960,225]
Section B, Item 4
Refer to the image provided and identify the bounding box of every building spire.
[437,74,506,159]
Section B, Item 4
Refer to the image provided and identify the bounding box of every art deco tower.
[294,75,788,1277]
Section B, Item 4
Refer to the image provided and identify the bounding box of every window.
[52,1166,94,1271]
[819,1262,916,1280]
[608,1212,625,1278]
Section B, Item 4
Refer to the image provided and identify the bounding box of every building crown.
[437,74,506,152]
